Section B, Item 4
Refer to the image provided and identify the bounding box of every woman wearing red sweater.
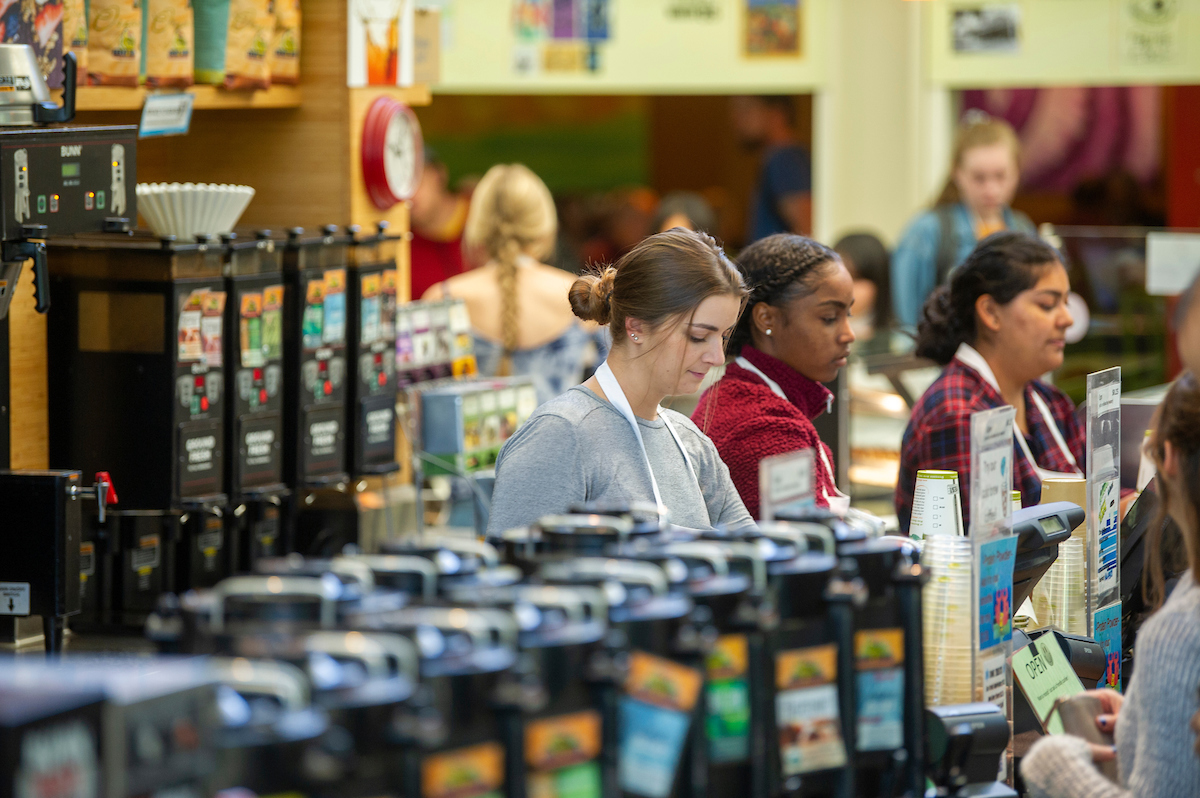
[692,234,855,517]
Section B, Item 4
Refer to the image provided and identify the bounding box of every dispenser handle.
[761,521,835,556]
[509,585,591,625]
[542,557,669,596]
[419,534,500,567]
[33,53,76,125]
[210,575,337,631]
[661,542,730,577]
[210,657,310,712]
[329,557,376,593]
[304,630,419,684]
[4,234,48,313]
[383,605,518,650]
[348,554,438,601]
[714,542,768,594]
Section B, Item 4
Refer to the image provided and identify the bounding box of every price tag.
[759,449,814,521]
[139,92,195,138]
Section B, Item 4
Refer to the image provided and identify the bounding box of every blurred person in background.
[581,187,657,265]
[834,231,894,354]
[409,148,471,299]
[730,95,812,241]
[694,234,854,517]
[892,115,1035,329]
[653,191,718,234]
[423,164,605,405]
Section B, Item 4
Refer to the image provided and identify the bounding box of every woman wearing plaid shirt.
[895,231,1084,534]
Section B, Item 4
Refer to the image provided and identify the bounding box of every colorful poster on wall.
[744,0,801,58]
[347,0,414,86]
[512,0,607,76]
[1094,603,1122,690]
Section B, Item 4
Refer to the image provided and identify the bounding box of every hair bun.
[569,266,616,324]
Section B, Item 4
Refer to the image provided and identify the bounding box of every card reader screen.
[1039,515,1065,535]
[61,162,80,177]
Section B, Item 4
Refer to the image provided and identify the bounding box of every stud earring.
[765,328,773,336]
[631,334,639,342]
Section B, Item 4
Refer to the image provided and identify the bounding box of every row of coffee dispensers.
[3,503,1064,798]
[0,217,501,651]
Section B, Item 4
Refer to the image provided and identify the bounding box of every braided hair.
[729,233,840,355]
[914,231,1060,364]
[462,164,556,375]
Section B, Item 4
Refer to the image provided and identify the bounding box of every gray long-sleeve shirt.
[486,386,754,536]
[1021,571,1200,798]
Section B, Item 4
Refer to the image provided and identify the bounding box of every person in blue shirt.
[730,95,812,242]
[892,115,1035,330]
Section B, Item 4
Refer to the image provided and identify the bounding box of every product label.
[775,644,846,775]
[1096,477,1120,599]
[302,277,326,350]
[618,651,702,798]
[322,269,347,345]
[979,536,1018,650]
[0,582,31,615]
[525,710,602,798]
[79,543,95,577]
[983,651,1007,713]
[854,629,904,751]
[422,741,505,798]
[240,291,265,368]
[1094,603,1122,690]
[131,535,161,572]
[261,285,284,360]
[705,634,750,763]
[15,720,99,798]
[361,272,381,345]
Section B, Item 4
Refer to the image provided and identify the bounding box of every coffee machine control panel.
[0,126,136,240]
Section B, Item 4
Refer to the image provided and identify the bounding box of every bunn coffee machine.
[222,230,289,569]
[0,50,139,648]
[47,233,231,626]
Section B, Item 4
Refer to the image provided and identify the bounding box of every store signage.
[139,92,195,138]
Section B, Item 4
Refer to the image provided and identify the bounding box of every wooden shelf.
[54,83,431,112]
[56,84,304,111]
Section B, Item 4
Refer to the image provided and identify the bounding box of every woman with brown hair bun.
[423,163,600,405]
[485,228,755,535]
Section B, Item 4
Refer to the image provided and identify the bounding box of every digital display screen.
[1039,515,1065,535]
[62,163,80,177]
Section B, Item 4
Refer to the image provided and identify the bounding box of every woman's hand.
[1085,688,1124,763]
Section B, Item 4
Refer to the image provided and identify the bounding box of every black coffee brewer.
[222,230,290,569]
[47,233,231,625]
[0,97,139,645]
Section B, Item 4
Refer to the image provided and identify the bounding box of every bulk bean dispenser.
[221,230,289,569]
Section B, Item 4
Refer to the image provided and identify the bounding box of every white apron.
[594,361,707,523]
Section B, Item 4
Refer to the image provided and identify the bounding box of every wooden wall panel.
[8,265,47,469]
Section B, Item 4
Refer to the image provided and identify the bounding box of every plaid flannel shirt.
[895,358,1085,534]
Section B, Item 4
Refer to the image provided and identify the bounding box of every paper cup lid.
[917,470,959,480]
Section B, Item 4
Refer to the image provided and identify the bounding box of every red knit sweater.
[691,346,837,519]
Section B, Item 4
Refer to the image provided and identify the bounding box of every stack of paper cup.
[1031,535,1088,635]
[922,535,975,706]
[910,470,965,541]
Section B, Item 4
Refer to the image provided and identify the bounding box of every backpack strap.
[934,204,959,285]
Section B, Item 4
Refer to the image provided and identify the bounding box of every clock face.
[362,96,424,210]
[383,111,417,200]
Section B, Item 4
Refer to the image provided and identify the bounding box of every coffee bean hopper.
[535,555,704,798]
[282,226,353,553]
[221,230,289,569]
[47,233,231,625]
[443,583,614,798]
[347,605,524,798]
